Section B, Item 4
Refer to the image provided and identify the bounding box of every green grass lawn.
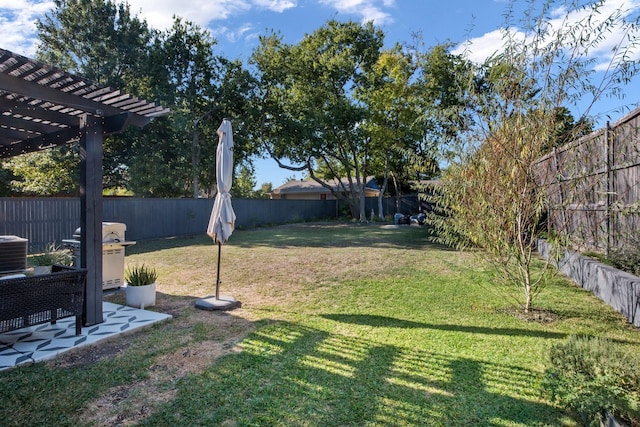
[1,223,638,426]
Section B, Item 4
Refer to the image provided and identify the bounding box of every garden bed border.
[537,239,640,328]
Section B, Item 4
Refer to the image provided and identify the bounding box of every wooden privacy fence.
[0,195,420,253]
[535,108,640,253]
[0,197,336,252]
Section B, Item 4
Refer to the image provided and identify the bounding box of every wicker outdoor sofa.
[0,265,86,335]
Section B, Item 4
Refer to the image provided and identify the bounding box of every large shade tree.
[357,42,470,218]
[128,16,218,197]
[356,45,424,219]
[33,0,156,194]
[252,20,384,220]
[130,18,260,197]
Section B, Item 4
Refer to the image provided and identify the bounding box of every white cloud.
[126,0,252,31]
[213,22,259,44]
[452,28,509,63]
[318,0,395,25]
[0,0,53,56]
[126,0,295,32]
[547,0,640,71]
[252,0,297,13]
[454,0,640,67]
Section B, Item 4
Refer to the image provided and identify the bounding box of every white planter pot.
[33,266,52,275]
[125,283,156,309]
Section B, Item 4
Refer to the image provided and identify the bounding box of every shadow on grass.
[233,223,438,250]
[125,223,450,254]
[125,234,211,255]
[0,300,257,426]
[143,320,564,426]
[320,313,566,339]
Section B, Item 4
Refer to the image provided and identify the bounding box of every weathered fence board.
[536,107,640,252]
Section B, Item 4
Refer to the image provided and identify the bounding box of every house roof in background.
[0,48,170,159]
[271,176,379,195]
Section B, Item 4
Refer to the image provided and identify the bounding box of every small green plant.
[124,264,158,286]
[29,243,73,267]
[607,244,640,277]
[543,335,640,426]
[581,251,607,264]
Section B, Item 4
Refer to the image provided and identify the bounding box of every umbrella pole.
[215,241,221,300]
[194,239,238,311]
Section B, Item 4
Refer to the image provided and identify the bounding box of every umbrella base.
[194,295,241,311]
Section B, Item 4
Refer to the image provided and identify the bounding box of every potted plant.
[124,264,158,309]
[29,243,73,275]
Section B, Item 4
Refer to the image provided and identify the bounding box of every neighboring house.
[269,176,380,200]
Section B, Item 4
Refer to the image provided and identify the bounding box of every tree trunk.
[352,163,366,222]
[378,153,389,220]
[192,120,200,199]
[392,173,400,213]
[377,189,384,221]
[524,281,531,313]
[359,181,366,222]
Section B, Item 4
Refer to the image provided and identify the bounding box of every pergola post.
[80,114,104,326]
[0,50,169,329]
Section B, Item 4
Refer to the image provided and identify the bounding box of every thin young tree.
[429,0,640,312]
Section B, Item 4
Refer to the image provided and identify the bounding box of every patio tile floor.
[0,302,172,371]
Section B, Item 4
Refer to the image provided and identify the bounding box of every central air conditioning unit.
[0,235,28,273]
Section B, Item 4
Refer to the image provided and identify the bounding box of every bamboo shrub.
[430,114,558,312]
[426,0,640,312]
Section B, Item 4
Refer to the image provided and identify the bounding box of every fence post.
[605,121,612,256]
[551,147,566,236]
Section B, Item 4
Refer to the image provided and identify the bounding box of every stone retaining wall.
[537,239,640,328]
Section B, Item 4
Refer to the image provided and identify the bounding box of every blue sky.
[2,0,640,188]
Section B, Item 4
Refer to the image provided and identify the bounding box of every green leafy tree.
[129,17,218,197]
[357,42,468,218]
[4,147,79,195]
[414,43,472,161]
[0,165,14,196]
[33,0,155,194]
[206,58,262,196]
[232,163,257,199]
[549,106,593,152]
[252,20,384,220]
[137,24,259,198]
[357,45,423,218]
[33,1,258,197]
[256,182,273,199]
[36,0,153,90]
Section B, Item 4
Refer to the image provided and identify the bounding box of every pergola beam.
[0,126,80,158]
[0,97,80,126]
[0,72,150,127]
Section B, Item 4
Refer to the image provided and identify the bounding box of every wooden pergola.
[0,48,170,326]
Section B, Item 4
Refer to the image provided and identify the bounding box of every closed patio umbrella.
[195,118,240,311]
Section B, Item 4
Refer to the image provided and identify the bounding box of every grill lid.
[72,222,127,242]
